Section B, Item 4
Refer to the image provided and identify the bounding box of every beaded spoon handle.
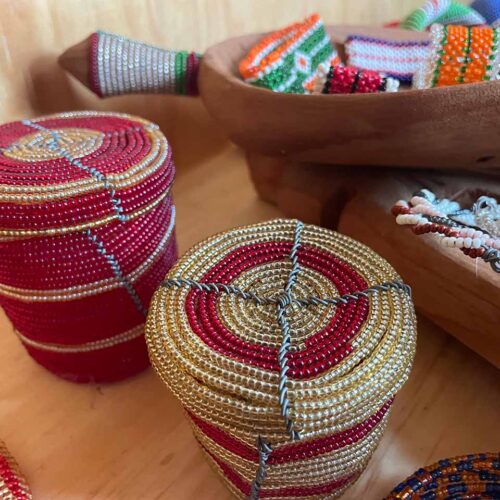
[59,31,200,97]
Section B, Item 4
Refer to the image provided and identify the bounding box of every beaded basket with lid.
[0,111,177,383]
[146,219,417,499]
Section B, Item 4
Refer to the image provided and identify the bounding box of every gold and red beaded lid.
[147,219,417,499]
[0,111,174,239]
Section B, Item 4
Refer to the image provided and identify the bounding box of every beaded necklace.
[393,189,500,272]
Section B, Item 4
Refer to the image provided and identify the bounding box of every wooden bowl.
[199,26,500,176]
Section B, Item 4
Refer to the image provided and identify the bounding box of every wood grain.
[198,27,500,175]
[248,156,500,368]
[0,1,498,499]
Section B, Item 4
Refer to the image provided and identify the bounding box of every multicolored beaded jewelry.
[239,14,338,94]
[0,441,32,500]
[392,189,500,272]
[472,0,500,27]
[385,452,500,499]
[401,0,486,31]
[89,31,200,97]
[0,112,178,382]
[312,64,400,94]
[146,219,417,499]
[413,24,500,89]
[345,35,431,83]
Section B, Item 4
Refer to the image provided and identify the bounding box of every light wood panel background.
[1,2,498,500]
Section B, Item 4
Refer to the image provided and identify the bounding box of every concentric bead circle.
[146,219,417,499]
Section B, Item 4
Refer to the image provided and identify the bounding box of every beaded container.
[0,111,177,382]
[89,31,200,97]
[413,24,500,89]
[385,452,500,499]
[393,189,500,272]
[0,441,31,500]
[239,14,338,94]
[146,219,417,499]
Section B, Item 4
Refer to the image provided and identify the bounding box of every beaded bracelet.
[413,24,500,89]
[472,0,500,27]
[345,35,431,83]
[89,31,200,97]
[146,219,416,499]
[0,112,178,382]
[385,452,500,499]
[0,441,31,500]
[392,189,500,272]
[239,14,338,94]
[401,0,486,32]
[313,64,400,94]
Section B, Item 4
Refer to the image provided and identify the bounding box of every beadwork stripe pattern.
[15,323,144,353]
[89,31,200,97]
[0,441,32,500]
[345,35,431,83]
[146,219,417,499]
[413,24,500,89]
[384,452,500,499]
[315,64,400,94]
[0,111,178,383]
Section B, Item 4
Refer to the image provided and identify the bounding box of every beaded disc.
[0,111,178,382]
[0,441,32,500]
[385,452,500,499]
[146,219,416,499]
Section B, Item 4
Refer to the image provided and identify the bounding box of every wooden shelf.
[1,147,499,499]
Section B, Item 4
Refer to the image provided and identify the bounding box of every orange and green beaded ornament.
[239,14,339,94]
[414,24,500,88]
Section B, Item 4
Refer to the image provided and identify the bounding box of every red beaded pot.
[0,441,31,500]
[0,111,177,383]
[146,219,417,499]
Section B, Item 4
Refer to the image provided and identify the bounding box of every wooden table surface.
[0,145,499,500]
